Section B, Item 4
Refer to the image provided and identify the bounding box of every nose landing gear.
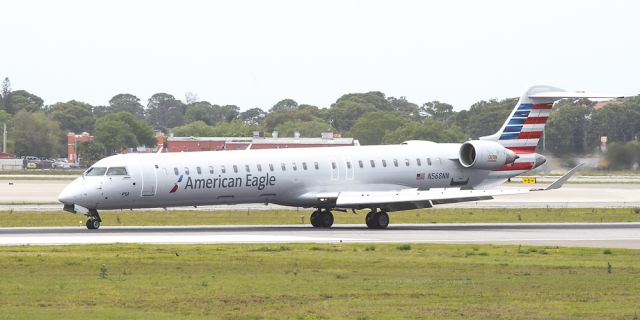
[85,209,102,230]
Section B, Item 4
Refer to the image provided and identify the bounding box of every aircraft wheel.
[376,212,389,229]
[310,210,321,228]
[86,219,100,230]
[365,211,376,228]
[319,210,334,228]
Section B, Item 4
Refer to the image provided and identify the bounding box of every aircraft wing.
[335,187,530,209]
[335,163,583,210]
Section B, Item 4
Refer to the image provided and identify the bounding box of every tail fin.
[480,85,621,155]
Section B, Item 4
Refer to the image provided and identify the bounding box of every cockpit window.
[85,167,107,176]
[106,167,128,176]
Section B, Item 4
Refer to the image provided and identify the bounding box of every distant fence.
[0,159,23,170]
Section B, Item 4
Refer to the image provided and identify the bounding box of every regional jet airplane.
[58,85,619,229]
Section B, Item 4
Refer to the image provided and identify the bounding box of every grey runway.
[2,223,639,249]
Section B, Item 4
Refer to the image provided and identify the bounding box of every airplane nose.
[58,185,77,205]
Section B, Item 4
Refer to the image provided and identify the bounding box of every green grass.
[1,208,639,227]
[0,243,638,319]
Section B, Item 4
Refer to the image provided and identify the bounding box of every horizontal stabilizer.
[529,91,623,99]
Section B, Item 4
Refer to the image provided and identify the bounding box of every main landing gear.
[85,209,102,230]
[365,209,389,229]
[310,209,334,228]
[309,208,390,229]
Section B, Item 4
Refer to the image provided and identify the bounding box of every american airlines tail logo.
[170,175,184,193]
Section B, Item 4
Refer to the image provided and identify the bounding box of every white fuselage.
[58,141,514,212]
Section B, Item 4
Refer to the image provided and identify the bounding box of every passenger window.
[427,158,432,166]
[85,167,107,176]
[233,165,238,173]
[370,160,375,168]
[174,167,179,175]
[358,160,363,168]
[393,159,399,167]
[404,159,410,167]
[331,162,337,170]
[245,164,250,172]
[346,161,352,169]
[184,167,190,175]
[416,158,422,166]
[292,162,297,171]
[221,165,226,173]
[269,164,274,172]
[382,160,387,167]
[302,162,308,170]
[257,164,262,172]
[209,166,214,174]
[106,167,128,176]
[196,166,202,174]
[314,162,319,170]
[281,163,286,171]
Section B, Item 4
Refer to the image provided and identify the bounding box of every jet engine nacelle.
[459,140,518,170]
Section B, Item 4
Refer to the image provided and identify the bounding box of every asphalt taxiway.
[1,223,639,249]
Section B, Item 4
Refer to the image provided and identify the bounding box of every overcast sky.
[1,0,638,111]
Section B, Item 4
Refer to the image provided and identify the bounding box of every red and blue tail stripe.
[485,99,554,172]
[496,102,552,156]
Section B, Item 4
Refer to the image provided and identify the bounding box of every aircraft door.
[139,164,157,196]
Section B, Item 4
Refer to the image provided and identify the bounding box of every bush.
[606,141,640,170]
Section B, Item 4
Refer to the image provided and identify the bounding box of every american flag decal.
[416,173,425,180]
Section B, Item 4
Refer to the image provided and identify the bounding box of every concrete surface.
[1,223,639,249]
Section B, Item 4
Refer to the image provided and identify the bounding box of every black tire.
[376,212,389,229]
[320,211,334,228]
[365,211,377,229]
[86,219,100,230]
[310,211,320,227]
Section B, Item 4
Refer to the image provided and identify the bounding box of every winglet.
[544,163,584,190]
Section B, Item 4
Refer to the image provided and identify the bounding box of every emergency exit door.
[140,165,157,196]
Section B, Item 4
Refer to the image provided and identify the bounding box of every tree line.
[1,77,638,168]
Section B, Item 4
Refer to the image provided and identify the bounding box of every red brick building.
[67,132,94,164]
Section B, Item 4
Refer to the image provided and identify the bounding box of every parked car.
[52,159,71,169]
